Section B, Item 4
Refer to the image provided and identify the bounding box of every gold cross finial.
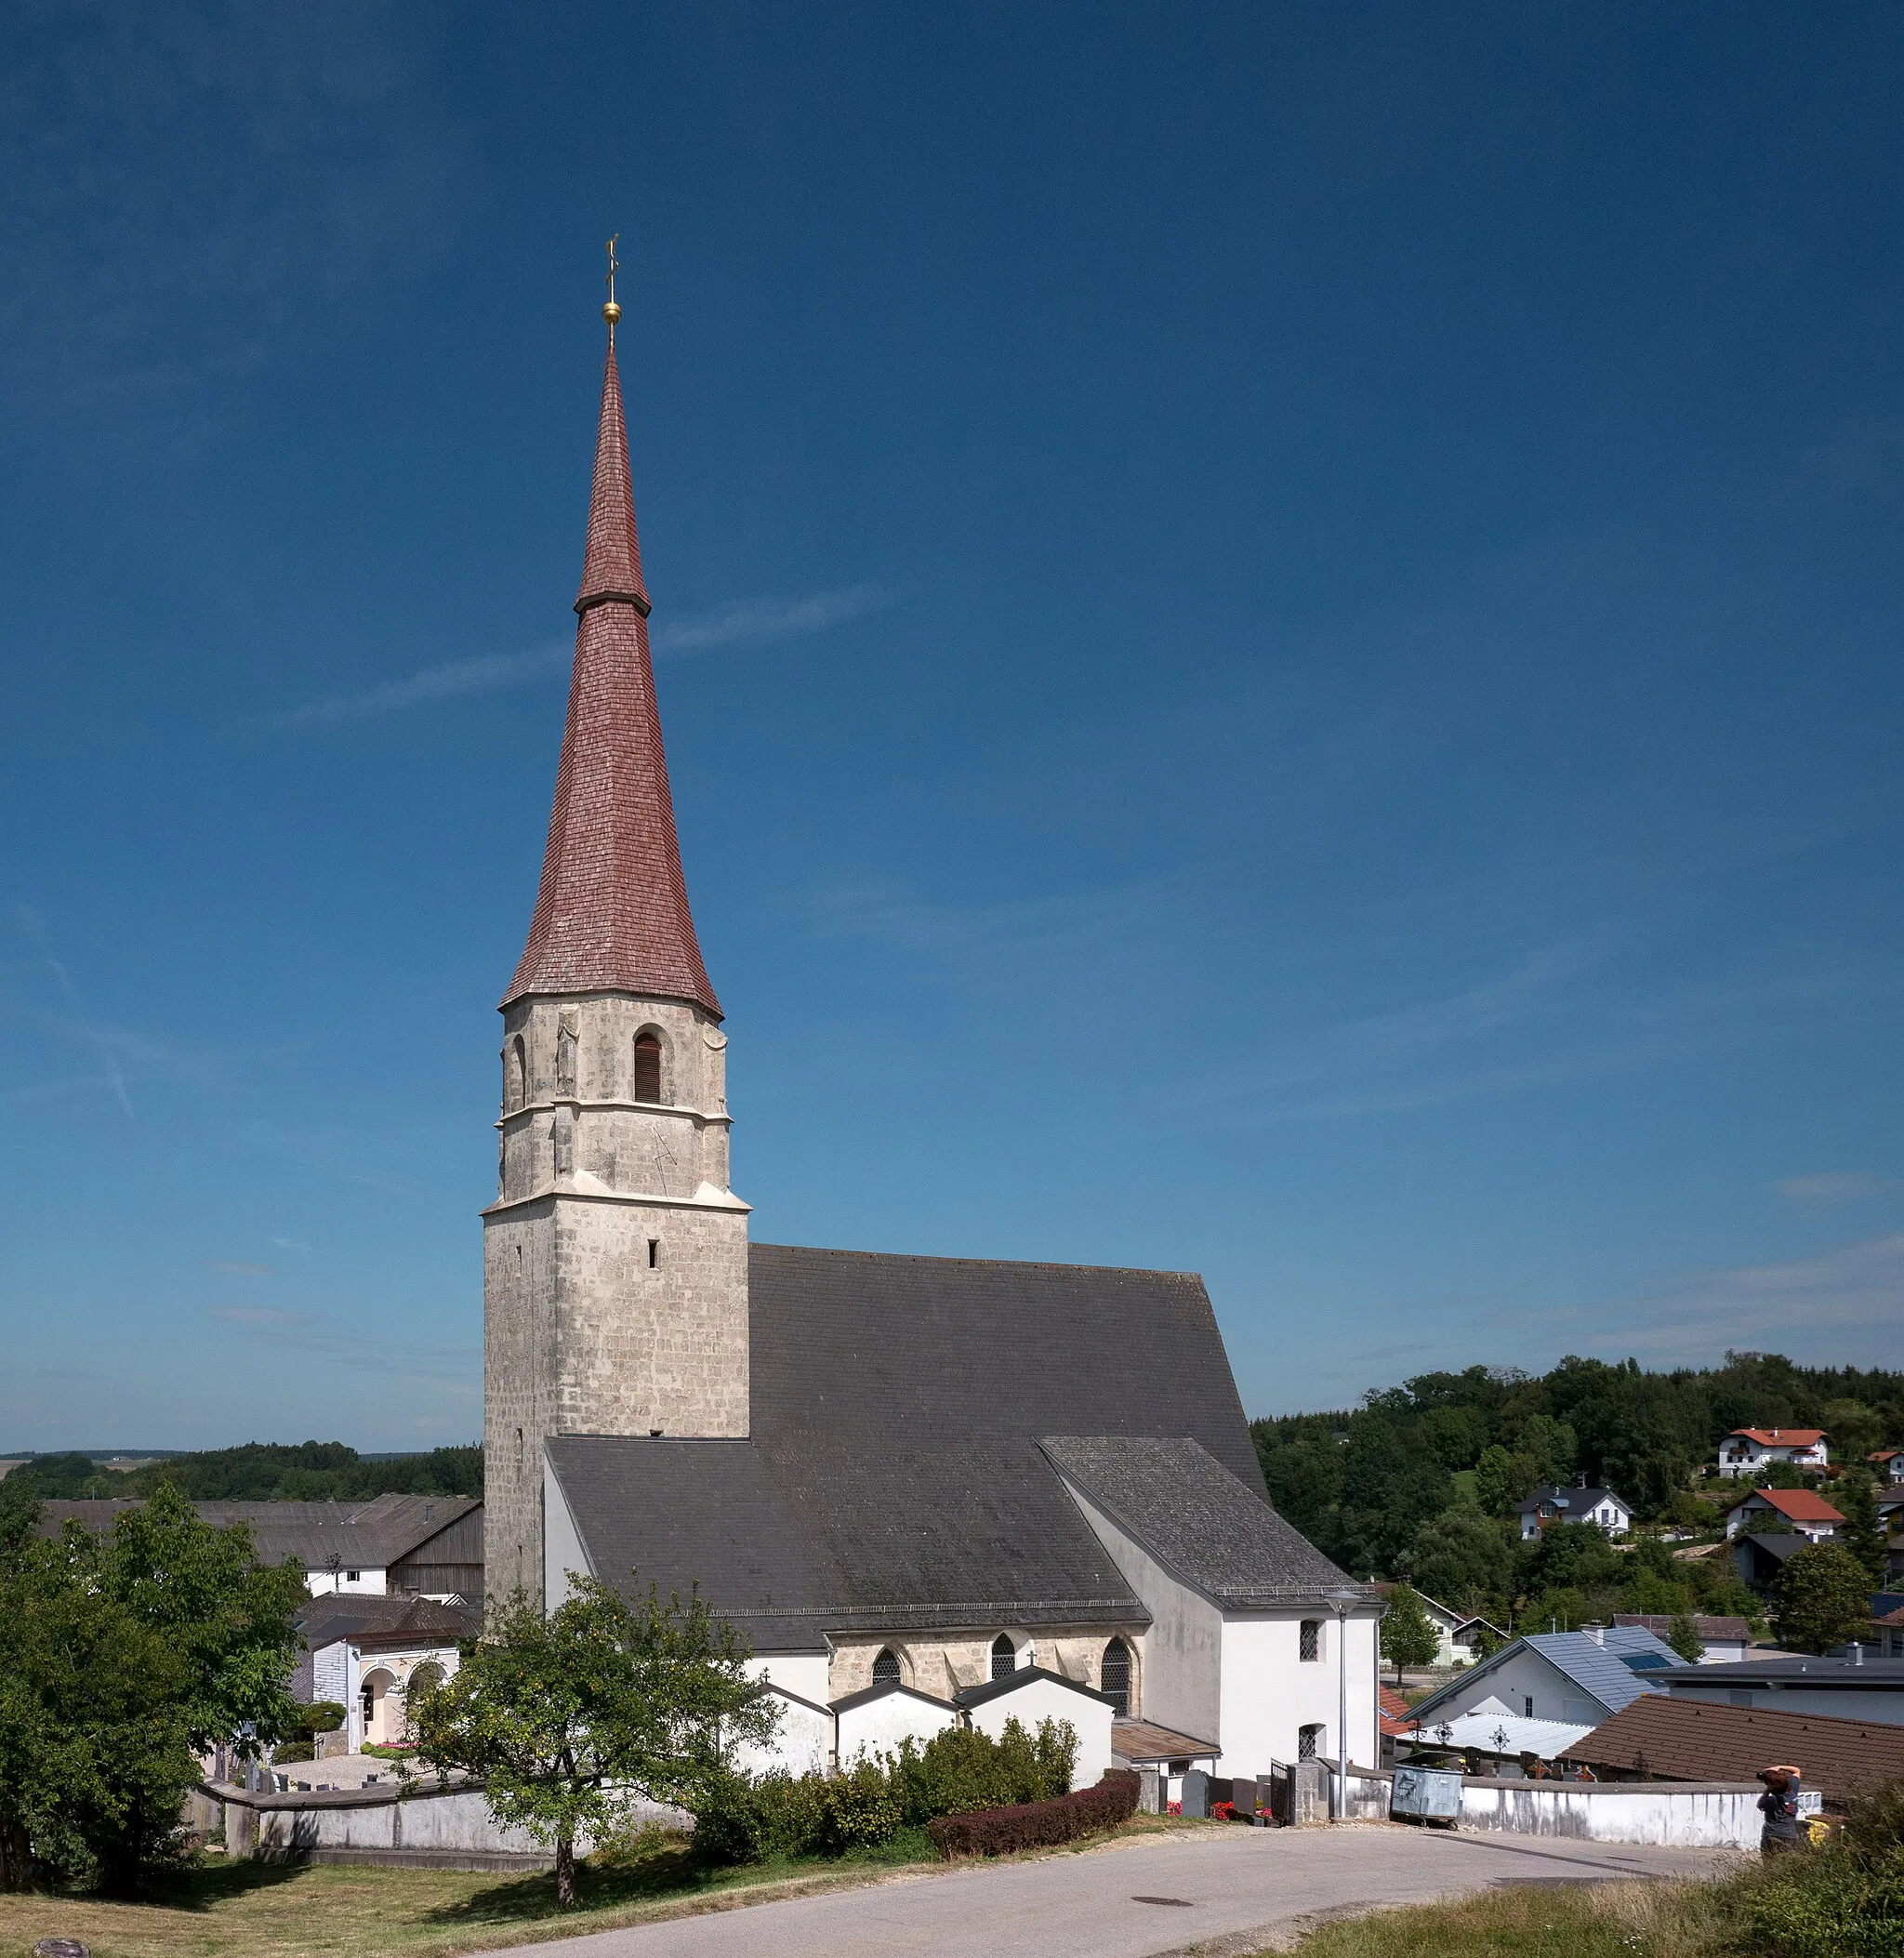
[603,233,622,335]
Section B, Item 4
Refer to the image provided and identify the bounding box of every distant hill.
[0,1440,482,1503]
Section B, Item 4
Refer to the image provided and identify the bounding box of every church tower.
[483,286,747,1604]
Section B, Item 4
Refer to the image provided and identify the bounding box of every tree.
[413,1580,776,1907]
[0,1480,306,1893]
[1380,1585,1440,1682]
[1665,1611,1704,1663]
[1404,1510,1514,1616]
[1774,1544,1874,1656]
[1833,1473,1889,1588]
[1474,1445,1531,1517]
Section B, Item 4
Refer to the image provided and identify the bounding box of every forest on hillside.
[1250,1349,1902,1630]
[2,1439,483,1504]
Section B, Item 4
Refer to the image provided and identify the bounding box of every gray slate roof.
[38,1493,479,1574]
[1659,1656,1904,1691]
[1040,1435,1373,1607]
[552,1242,1296,1651]
[1518,1485,1626,1517]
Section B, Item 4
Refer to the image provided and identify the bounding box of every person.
[1757,1764,1804,1856]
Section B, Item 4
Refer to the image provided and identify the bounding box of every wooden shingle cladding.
[390,1503,486,1597]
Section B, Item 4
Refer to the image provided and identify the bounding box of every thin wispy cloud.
[17,906,132,1116]
[270,1237,312,1252]
[209,1260,274,1277]
[203,1303,475,1384]
[1776,1172,1902,1210]
[263,583,898,732]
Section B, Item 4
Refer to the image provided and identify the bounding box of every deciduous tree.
[1379,1584,1440,1682]
[1774,1544,1875,1656]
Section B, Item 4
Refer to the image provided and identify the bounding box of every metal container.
[1391,1766,1462,1821]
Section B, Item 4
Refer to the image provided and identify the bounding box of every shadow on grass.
[425,1828,940,1929]
[37,1854,316,1914]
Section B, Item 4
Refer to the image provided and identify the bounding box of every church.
[481,292,1382,1782]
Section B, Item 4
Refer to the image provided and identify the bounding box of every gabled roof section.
[953,1665,1119,1712]
[832,1680,959,1715]
[1408,1626,1677,1726]
[1726,1488,1844,1524]
[503,343,719,1015]
[1518,1485,1626,1516]
[1729,1428,1827,1446]
[38,1493,480,1573]
[1039,1435,1371,1608]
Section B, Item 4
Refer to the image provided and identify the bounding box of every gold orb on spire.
[603,232,622,329]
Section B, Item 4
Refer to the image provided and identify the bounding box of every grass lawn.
[0,1829,936,1958]
[1277,1875,1742,1958]
[0,1815,1202,1958]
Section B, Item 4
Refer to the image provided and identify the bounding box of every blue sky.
[3,4,1901,1449]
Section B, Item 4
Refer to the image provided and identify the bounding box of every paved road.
[509,1826,1740,1958]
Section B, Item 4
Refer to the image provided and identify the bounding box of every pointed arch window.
[1100,1637,1131,1716]
[633,1032,664,1104]
[991,1634,1018,1682]
[871,1648,901,1687]
[507,1036,527,1112]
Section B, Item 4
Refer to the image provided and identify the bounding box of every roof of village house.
[36,1493,480,1574]
[297,1592,480,1650]
[1655,1656,1904,1692]
[547,1242,1340,1652]
[502,342,719,1016]
[1612,1614,1752,1643]
[1728,1428,1827,1447]
[1378,1685,1412,1738]
[1725,1487,1844,1524]
[1408,1626,1678,1727]
[1559,1694,1904,1802]
[1039,1435,1374,1607]
[1517,1484,1626,1517]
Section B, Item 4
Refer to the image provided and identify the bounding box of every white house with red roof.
[1723,1486,1844,1541]
[1716,1427,1829,1479]
[1871,1449,1904,1486]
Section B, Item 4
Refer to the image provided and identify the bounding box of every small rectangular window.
[346,1571,361,1583]
[1523,1696,1534,1717]
[1300,1621,1320,1662]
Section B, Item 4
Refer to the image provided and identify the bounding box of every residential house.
[1716,1428,1829,1480]
[39,1493,483,1599]
[1871,1602,1904,1660]
[1657,1654,1904,1728]
[1404,1624,1680,1754]
[1868,1449,1904,1486]
[1733,1530,1813,1594]
[1723,1488,1844,1542]
[1517,1486,1633,1541]
[293,1593,479,1753]
[1612,1614,1753,1664]
[1559,1695,1904,1807]
[1373,1585,1504,1666]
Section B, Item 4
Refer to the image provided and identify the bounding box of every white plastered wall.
[1216,1610,1381,1777]
[836,1690,959,1765]
[1421,1647,1604,1727]
[543,1450,595,1609]
[965,1676,1115,1786]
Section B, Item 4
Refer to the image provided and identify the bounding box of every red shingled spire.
[502,343,721,1016]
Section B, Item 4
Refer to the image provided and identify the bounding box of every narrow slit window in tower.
[647,1238,660,1269]
[633,1033,663,1103]
[872,1648,901,1687]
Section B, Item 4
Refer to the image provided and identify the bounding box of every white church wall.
[836,1687,959,1765]
[966,1676,1116,1788]
[747,1653,831,1706]
[1216,1610,1381,1778]
[542,1452,595,1610]
[729,1686,833,1778]
[1055,1479,1223,1741]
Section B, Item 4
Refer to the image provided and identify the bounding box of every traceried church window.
[991,1634,1017,1681]
[871,1648,901,1687]
[1100,1638,1131,1716]
[633,1032,664,1104]
[1300,1620,1321,1662]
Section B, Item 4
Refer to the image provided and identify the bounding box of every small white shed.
[954,1666,1118,1788]
[832,1682,959,1766]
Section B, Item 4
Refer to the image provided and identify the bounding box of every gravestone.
[1181,1767,1210,1818]
[1230,1775,1258,1820]
[1138,1767,1161,1813]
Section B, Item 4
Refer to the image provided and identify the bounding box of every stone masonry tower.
[483,303,747,1604]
